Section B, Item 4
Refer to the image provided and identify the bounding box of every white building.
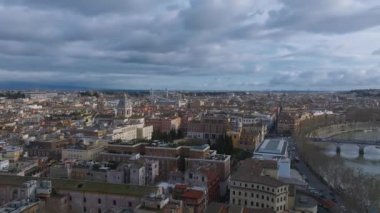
[0,159,9,171]
[253,138,288,160]
[130,164,146,186]
[137,125,153,140]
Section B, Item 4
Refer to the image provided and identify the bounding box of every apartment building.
[187,115,230,141]
[145,116,181,133]
[61,141,104,161]
[0,175,160,213]
[229,159,289,212]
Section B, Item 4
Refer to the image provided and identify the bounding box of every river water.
[319,130,380,176]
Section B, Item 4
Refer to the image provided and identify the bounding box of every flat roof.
[0,175,157,197]
[255,138,287,155]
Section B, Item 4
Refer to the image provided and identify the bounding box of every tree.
[169,129,177,141]
[225,136,234,155]
[178,156,186,172]
[152,130,162,140]
[177,129,184,139]
[215,136,225,154]
[214,134,233,155]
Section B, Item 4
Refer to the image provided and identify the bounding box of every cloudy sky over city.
[0,0,380,90]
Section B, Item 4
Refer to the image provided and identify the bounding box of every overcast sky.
[0,0,380,90]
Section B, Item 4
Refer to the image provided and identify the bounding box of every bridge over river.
[308,122,380,155]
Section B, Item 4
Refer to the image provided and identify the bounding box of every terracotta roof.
[182,189,204,199]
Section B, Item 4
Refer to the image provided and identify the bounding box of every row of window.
[77,196,132,207]
[231,198,286,212]
[231,190,287,203]
[231,181,287,194]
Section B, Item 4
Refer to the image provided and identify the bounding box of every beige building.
[229,159,289,212]
[108,124,153,141]
[2,146,23,162]
[137,125,154,140]
[61,142,104,161]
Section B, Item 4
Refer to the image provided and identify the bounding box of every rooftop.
[255,138,287,155]
[0,175,158,197]
[230,159,284,187]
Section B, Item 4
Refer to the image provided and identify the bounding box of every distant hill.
[0,82,91,91]
[343,89,380,97]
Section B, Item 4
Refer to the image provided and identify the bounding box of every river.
[319,130,380,176]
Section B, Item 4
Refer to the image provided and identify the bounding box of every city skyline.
[0,0,380,90]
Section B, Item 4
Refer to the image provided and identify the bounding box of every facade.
[229,159,289,213]
[109,125,139,141]
[99,143,230,184]
[238,125,263,151]
[117,95,133,118]
[61,142,104,161]
[2,146,23,162]
[185,165,220,204]
[130,163,146,185]
[145,117,181,133]
[0,175,160,213]
[25,139,72,160]
[173,184,206,213]
[137,125,154,140]
[187,116,230,142]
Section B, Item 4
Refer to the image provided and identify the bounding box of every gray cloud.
[373,49,380,55]
[266,0,380,34]
[0,0,378,90]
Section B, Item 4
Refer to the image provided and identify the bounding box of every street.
[288,138,351,213]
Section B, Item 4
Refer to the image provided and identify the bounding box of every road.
[288,138,351,213]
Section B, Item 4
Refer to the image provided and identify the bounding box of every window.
[232,191,235,195]
[98,198,101,204]
[98,208,101,213]
[83,207,87,212]
[83,197,86,203]
[113,200,116,206]
[238,191,241,196]
[202,177,205,182]
[128,202,132,207]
